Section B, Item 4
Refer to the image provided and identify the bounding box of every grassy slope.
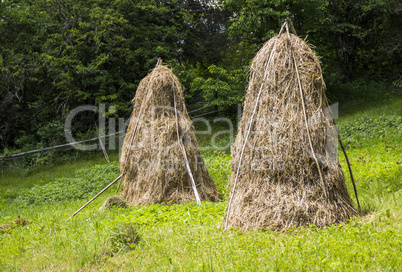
[0,96,401,271]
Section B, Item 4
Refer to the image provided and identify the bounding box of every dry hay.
[99,195,128,211]
[225,24,359,231]
[120,63,219,205]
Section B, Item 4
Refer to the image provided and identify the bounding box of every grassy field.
[0,96,401,271]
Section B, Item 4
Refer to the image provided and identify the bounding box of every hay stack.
[99,195,128,211]
[120,63,219,205]
[225,24,358,231]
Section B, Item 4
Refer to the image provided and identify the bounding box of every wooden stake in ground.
[333,119,361,210]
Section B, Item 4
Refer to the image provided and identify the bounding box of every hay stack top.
[225,26,358,231]
[130,64,186,120]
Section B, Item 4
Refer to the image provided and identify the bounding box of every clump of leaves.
[108,223,141,254]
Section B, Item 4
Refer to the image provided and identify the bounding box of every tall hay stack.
[120,63,219,205]
[225,25,359,231]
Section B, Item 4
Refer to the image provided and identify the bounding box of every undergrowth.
[12,163,119,206]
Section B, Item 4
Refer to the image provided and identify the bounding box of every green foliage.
[191,65,248,108]
[326,78,402,103]
[340,114,401,142]
[13,162,119,205]
[0,151,118,207]
[223,0,401,95]
[361,167,401,196]
[0,1,401,268]
[1,0,400,152]
[0,193,400,271]
[224,0,326,42]
[393,78,402,88]
[316,0,401,83]
[0,0,230,150]
[336,98,402,209]
[204,152,231,199]
[119,201,226,227]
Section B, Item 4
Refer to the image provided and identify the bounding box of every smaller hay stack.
[120,63,219,205]
[99,195,128,211]
[225,23,359,231]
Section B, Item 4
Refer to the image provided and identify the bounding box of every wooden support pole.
[172,78,201,205]
[99,136,110,163]
[333,120,361,210]
[287,23,328,198]
[71,174,123,217]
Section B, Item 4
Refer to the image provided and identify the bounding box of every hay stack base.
[120,64,219,205]
[225,26,358,231]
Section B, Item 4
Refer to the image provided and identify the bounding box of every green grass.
[0,152,119,201]
[0,96,401,271]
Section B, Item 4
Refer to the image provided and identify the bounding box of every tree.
[315,0,402,83]
[185,0,328,111]
[0,0,211,150]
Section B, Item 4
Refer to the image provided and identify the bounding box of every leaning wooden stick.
[286,17,297,36]
[99,136,110,163]
[172,78,201,205]
[287,23,328,198]
[334,120,361,210]
[72,174,123,217]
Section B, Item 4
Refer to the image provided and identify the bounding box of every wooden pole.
[1,131,124,160]
[172,78,201,205]
[287,23,328,198]
[333,120,361,210]
[286,17,298,36]
[99,136,110,163]
[191,109,226,119]
[72,174,123,217]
